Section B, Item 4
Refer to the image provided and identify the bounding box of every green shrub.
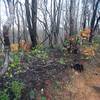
[58,58,65,64]
[31,45,48,60]
[11,81,24,99]
[0,90,9,100]
[9,53,20,68]
[93,35,100,43]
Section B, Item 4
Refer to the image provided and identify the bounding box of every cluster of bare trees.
[81,0,100,42]
[1,0,100,48]
[0,0,100,76]
[38,0,63,47]
[38,0,100,46]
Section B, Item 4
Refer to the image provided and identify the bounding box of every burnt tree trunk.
[53,0,57,44]
[25,0,37,47]
[89,0,100,42]
[69,0,74,36]
[31,0,37,47]
[82,0,88,29]
[93,16,100,31]
[0,0,15,76]
[3,26,10,49]
[56,0,62,41]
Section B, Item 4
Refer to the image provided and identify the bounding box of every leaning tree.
[0,0,15,76]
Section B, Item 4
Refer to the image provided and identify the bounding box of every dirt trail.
[72,67,100,100]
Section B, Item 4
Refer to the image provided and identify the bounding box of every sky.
[0,0,54,29]
[0,0,63,24]
[0,0,83,32]
[0,0,26,23]
[0,0,25,31]
[0,0,7,25]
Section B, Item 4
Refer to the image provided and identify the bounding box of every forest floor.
[0,47,100,100]
[18,49,100,100]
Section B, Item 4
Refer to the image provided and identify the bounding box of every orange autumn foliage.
[82,47,95,56]
[20,40,32,52]
[10,40,32,52]
[10,43,19,52]
[69,36,76,42]
[19,40,26,49]
[80,28,91,39]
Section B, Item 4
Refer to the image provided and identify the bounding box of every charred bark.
[25,0,37,47]
[89,0,100,42]
[69,0,74,36]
